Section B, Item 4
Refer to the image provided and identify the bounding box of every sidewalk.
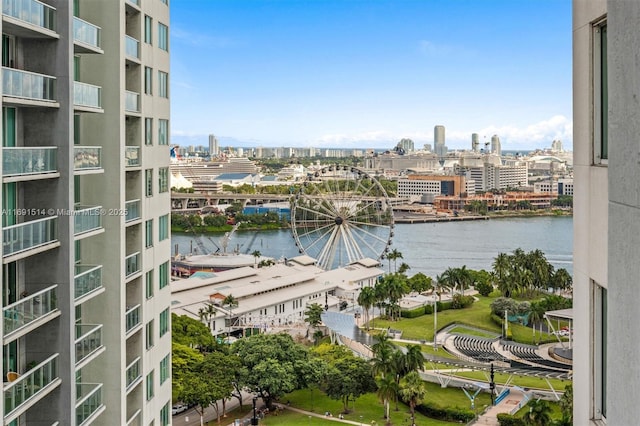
[472,389,526,426]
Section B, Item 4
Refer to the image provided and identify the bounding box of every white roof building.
[170,256,384,336]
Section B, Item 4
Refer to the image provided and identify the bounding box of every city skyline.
[170,0,572,151]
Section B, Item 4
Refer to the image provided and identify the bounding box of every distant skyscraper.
[472,133,480,152]
[491,134,501,155]
[209,134,219,157]
[551,139,563,152]
[434,125,447,157]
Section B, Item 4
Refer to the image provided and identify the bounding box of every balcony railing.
[73,146,101,171]
[125,35,140,59]
[2,147,57,177]
[124,90,139,113]
[75,324,103,366]
[125,357,141,389]
[74,81,102,109]
[3,284,57,336]
[74,265,103,300]
[125,252,140,277]
[73,16,101,49]
[2,0,56,32]
[125,199,141,222]
[74,205,102,235]
[4,353,59,417]
[125,304,140,333]
[3,216,57,257]
[125,146,140,167]
[2,67,55,102]
[75,383,103,426]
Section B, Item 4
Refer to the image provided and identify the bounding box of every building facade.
[1,1,172,425]
[573,0,640,424]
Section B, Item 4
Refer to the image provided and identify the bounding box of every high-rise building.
[0,1,172,425]
[208,134,219,157]
[434,125,447,157]
[471,133,480,152]
[491,134,501,156]
[573,0,640,424]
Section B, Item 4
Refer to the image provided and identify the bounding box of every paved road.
[171,392,254,426]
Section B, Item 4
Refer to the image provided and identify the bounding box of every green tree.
[399,371,427,426]
[324,355,376,413]
[407,273,432,294]
[404,344,424,373]
[232,333,310,410]
[522,399,552,426]
[197,302,217,333]
[251,250,261,268]
[387,249,403,273]
[172,313,215,350]
[171,342,204,398]
[222,294,238,337]
[376,374,398,424]
[357,286,377,329]
[304,303,324,342]
[493,252,512,297]
[558,384,573,425]
[178,371,224,426]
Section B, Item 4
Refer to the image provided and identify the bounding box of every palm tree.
[388,249,403,273]
[399,371,427,426]
[492,253,511,297]
[552,268,573,294]
[251,250,261,268]
[197,302,217,333]
[376,374,397,425]
[404,344,424,373]
[528,301,545,343]
[522,399,552,426]
[222,294,238,337]
[357,286,376,330]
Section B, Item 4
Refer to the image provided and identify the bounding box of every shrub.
[425,305,434,315]
[475,280,494,297]
[497,413,525,426]
[451,294,475,309]
[416,401,475,423]
[400,307,425,318]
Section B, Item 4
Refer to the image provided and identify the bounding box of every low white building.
[170,256,384,336]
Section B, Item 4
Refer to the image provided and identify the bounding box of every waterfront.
[171,215,573,278]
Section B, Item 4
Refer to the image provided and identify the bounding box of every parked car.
[172,403,188,416]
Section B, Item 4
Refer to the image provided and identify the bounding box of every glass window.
[146,370,154,401]
[146,320,154,350]
[144,16,152,44]
[145,118,153,145]
[158,71,169,98]
[159,214,169,240]
[160,401,170,426]
[594,21,608,164]
[158,168,169,193]
[145,169,153,197]
[145,219,153,248]
[146,270,154,299]
[144,67,153,95]
[160,354,170,384]
[158,23,169,51]
[160,0,168,4]
[594,283,607,419]
[158,119,168,145]
[159,308,169,337]
[159,261,169,289]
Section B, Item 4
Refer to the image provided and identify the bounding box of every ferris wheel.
[290,165,394,270]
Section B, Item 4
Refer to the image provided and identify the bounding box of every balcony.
[2,67,56,104]
[73,16,102,53]
[3,284,58,339]
[3,354,60,421]
[74,205,102,237]
[125,304,140,334]
[74,146,102,173]
[3,216,58,259]
[125,146,140,168]
[75,324,103,367]
[2,147,57,181]
[125,252,140,278]
[125,35,140,61]
[74,81,102,111]
[125,199,141,223]
[76,383,104,426]
[125,357,141,391]
[124,90,139,113]
[2,0,56,37]
[74,265,103,302]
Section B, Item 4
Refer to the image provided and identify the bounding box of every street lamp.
[251,397,258,426]
[489,363,496,406]
[433,296,438,350]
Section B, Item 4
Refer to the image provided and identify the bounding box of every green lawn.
[444,371,570,391]
[448,325,499,339]
[284,387,469,425]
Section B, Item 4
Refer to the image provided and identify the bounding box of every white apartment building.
[0,1,172,425]
[533,178,574,196]
[484,161,528,190]
[170,256,384,337]
[573,0,640,424]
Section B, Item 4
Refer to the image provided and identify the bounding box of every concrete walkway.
[472,389,526,426]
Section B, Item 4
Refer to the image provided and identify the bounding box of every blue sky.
[170,0,572,151]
